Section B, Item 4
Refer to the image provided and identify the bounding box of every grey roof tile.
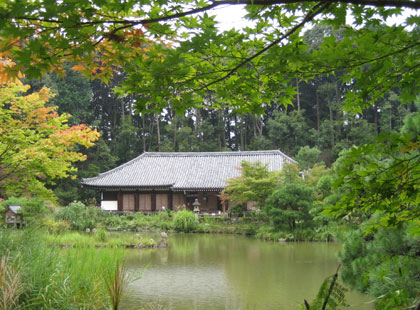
[81,150,296,190]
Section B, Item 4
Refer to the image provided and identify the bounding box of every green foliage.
[296,146,322,170]
[305,268,348,310]
[327,131,420,230]
[173,210,197,233]
[55,201,108,230]
[0,197,47,226]
[264,183,314,230]
[223,161,279,208]
[115,115,141,165]
[96,228,108,242]
[267,111,312,155]
[1,0,419,117]
[338,226,420,308]
[42,218,71,234]
[228,204,247,217]
[0,82,99,200]
[278,163,302,185]
[0,229,125,310]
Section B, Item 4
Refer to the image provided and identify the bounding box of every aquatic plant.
[173,210,197,233]
[0,253,25,310]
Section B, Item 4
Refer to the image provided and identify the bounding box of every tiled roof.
[8,205,21,214]
[81,150,296,191]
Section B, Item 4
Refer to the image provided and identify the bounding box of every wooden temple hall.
[82,150,296,213]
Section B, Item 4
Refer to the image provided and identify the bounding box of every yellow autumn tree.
[0,81,100,200]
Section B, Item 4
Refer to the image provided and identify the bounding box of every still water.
[122,234,372,310]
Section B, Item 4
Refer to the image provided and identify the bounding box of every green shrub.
[173,210,197,232]
[55,201,107,230]
[264,183,314,230]
[158,211,170,221]
[228,204,247,217]
[42,218,70,234]
[104,215,123,228]
[1,197,48,226]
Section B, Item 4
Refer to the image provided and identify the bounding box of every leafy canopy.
[264,183,314,230]
[1,0,420,113]
[223,161,279,208]
[0,81,99,200]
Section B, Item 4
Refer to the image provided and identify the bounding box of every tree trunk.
[240,116,245,151]
[141,116,146,152]
[173,119,178,151]
[296,77,301,112]
[156,114,161,152]
[328,99,335,147]
[316,90,320,132]
[194,108,200,140]
[335,82,342,136]
[148,114,155,150]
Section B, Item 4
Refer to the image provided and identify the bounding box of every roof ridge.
[143,150,283,157]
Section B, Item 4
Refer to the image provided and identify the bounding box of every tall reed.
[0,229,127,310]
[0,253,25,310]
[103,256,143,310]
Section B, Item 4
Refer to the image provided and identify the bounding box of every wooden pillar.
[151,191,156,211]
[168,191,173,210]
[117,191,123,211]
[134,192,139,212]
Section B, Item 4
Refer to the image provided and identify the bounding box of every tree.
[1,0,419,114]
[264,183,314,230]
[296,146,322,170]
[327,129,420,232]
[0,82,99,200]
[223,161,279,208]
[114,115,141,165]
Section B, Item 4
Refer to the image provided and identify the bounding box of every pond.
[122,234,372,310]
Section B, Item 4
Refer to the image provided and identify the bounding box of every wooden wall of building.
[103,190,221,213]
[155,193,168,211]
[173,193,185,210]
[139,194,152,211]
[123,194,135,211]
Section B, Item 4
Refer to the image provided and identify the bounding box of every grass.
[0,229,131,310]
[44,230,165,248]
[0,253,24,310]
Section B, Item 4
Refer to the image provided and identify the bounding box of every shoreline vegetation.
[1,199,419,310]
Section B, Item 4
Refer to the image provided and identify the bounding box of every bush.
[55,201,107,230]
[173,210,197,232]
[228,204,247,217]
[42,218,70,234]
[1,197,48,226]
[264,183,314,230]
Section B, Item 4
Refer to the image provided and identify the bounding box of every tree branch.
[11,0,420,31]
[194,1,331,91]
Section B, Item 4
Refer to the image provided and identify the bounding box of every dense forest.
[25,26,414,205]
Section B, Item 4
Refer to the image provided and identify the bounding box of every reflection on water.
[122,234,372,310]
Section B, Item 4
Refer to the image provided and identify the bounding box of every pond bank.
[45,230,169,249]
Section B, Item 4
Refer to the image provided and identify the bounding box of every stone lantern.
[192,198,201,214]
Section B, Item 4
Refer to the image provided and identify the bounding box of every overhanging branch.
[11,0,420,30]
[194,1,331,91]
